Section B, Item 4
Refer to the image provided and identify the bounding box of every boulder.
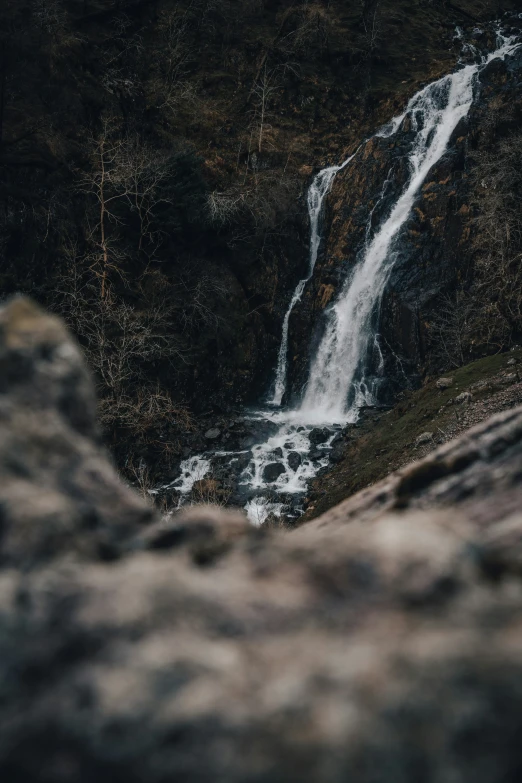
[0,296,154,568]
[3,297,522,783]
[436,377,454,390]
[455,392,473,404]
[309,427,331,446]
[204,427,221,440]
[287,451,302,471]
[415,431,434,447]
[262,462,286,482]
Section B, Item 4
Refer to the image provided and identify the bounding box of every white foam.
[245,497,285,527]
[269,152,360,406]
[165,456,211,496]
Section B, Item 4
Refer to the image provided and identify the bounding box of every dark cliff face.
[285,22,522,406]
[1,0,521,474]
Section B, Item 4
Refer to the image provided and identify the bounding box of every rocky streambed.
[150,412,349,525]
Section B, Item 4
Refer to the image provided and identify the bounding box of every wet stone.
[236,452,253,470]
[240,436,256,449]
[263,463,286,483]
[415,432,434,448]
[288,452,302,472]
[205,428,221,440]
[309,428,331,446]
[330,444,345,464]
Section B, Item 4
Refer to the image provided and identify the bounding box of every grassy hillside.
[304,348,522,521]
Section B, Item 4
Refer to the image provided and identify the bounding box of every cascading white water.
[163,29,520,526]
[270,155,358,406]
[150,455,211,503]
[299,31,519,424]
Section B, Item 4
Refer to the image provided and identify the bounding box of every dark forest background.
[1,0,520,479]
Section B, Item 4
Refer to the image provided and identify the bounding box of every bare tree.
[32,0,66,35]
[427,291,474,370]
[77,121,170,298]
[178,272,229,331]
[249,64,280,154]
[51,244,190,431]
[31,0,83,60]
[76,119,126,299]
[118,135,171,254]
[360,0,383,56]
[147,9,199,116]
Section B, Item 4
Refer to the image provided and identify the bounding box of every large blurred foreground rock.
[1,296,522,783]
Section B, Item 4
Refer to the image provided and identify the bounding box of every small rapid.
[161,29,521,526]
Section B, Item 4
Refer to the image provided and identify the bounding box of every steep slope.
[304,348,522,520]
[286,27,522,403]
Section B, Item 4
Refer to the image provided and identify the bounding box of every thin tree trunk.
[0,42,7,156]
[258,94,265,154]
[99,140,108,300]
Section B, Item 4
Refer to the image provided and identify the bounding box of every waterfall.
[163,29,520,526]
[271,32,519,415]
[269,155,358,406]
[298,31,519,424]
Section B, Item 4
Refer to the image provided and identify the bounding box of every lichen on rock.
[0,297,155,568]
[1,296,522,782]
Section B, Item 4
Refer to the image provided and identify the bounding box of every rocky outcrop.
[0,297,155,568]
[2,296,522,782]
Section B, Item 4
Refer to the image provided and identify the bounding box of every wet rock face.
[2,297,522,782]
[286,42,522,400]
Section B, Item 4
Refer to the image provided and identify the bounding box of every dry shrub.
[427,132,522,370]
[426,291,475,370]
[191,477,231,506]
[99,386,194,434]
[278,3,332,57]
[470,132,522,349]
[125,458,154,501]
